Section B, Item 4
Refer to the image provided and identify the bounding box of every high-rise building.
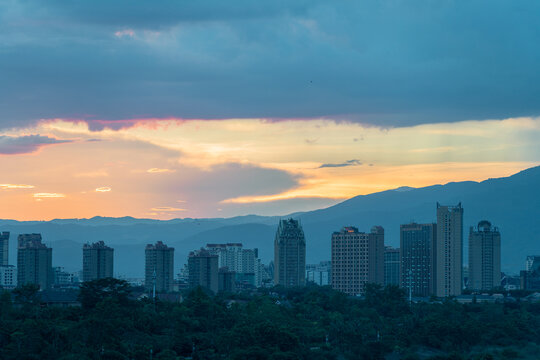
[17,233,53,290]
[0,232,9,266]
[188,249,219,293]
[400,223,436,297]
[145,241,174,293]
[521,256,540,291]
[526,256,540,272]
[468,221,501,291]
[306,261,332,286]
[384,247,400,287]
[435,203,464,297]
[274,219,306,287]
[0,265,16,288]
[83,241,114,282]
[331,226,384,296]
[218,267,236,292]
[206,243,264,287]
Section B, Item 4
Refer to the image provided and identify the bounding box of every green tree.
[78,278,131,309]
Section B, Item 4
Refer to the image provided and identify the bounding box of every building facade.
[83,241,114,282]
[0,265,16,288]
[17,233,53,290]
[521,256,540,291]
[0,232,9,266]
[526,256,540,272]
[468,221,501,291]
[331,226,384,296]
[400,223,436,297]
[306,261,332,286]
[435,203,464,297]
[188,249,219,293]
[206,243,264,287]
[384,246,400,287]
[274,219,306,287]
[145,241,174,293]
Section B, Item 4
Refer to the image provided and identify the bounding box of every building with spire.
[274,219,306,287]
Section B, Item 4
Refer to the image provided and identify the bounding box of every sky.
[1,0,539,220]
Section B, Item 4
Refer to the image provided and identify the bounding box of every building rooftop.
[145,241,174,250]
[83,240,113,250]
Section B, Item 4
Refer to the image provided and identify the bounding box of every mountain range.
[2,165,539,277]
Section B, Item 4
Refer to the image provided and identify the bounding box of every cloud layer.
[2,1,540,129]
[0,135,70,154]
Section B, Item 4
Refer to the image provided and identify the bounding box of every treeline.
[0,280,539,359]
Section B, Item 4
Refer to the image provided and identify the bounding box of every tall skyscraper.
[400,223,436,297]
[274,219,306,287]
[468,221,501,291]
[188,249,219,293]
[17,233,53,290]
[145,241,174,293]
[331,226,384,296]
[83,241,114,282]
[0,232,9,266]
[435,202,464,297]
[384,246,400,287]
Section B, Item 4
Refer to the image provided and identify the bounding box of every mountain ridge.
[1,165,539,276]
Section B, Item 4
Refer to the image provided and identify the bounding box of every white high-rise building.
[206,243,264,287]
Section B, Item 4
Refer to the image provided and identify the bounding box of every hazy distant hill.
[1,166,539,276]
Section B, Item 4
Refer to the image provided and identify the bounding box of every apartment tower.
[435,203,464,297]
[400,223,436,297]
[331,226,384,296]
[82,241,114,282]
[188,249,219,293]
[145,241,174,293]
[468,220,501,291]
[384,246,400,287]
[0,232,9,266]
[274,219,306,287]
[17,233,53,290]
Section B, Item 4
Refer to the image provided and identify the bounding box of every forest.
[0,279,539,360]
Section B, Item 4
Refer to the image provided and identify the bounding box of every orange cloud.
[150,207,186,212]
[33,193,65,198]
[95,187,112,192]
[147,168,175,173]
[1,184,35,189]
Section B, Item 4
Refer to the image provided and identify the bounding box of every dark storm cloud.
[319,159,362,168]
[0,135,71,154]
[38,0,318,29]
[1,0,540,129]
